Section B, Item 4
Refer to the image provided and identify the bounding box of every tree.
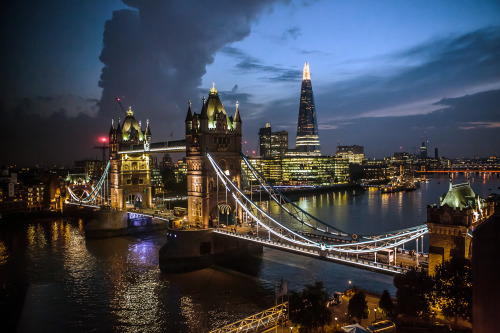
[394,268,433,321]
[289,281,331,332]
[378,289,394,318]
[432,256,472,323]
[348,291,368,323]
[162,167,187,194]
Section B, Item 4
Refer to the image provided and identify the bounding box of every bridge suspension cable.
[241,152,428,244]
[242,152,349,237]
[67,161,110,206]
[208,152,428,254]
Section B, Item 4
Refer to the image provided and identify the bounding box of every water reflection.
[2,174,498,332]
[0,240,8,265]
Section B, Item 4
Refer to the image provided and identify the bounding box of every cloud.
[281,27,301,40]
[98,0,285,126]
[299,26,500,132]
[1,0,285,166]
[0,98,105,166]
[221,46,302,82]
[13,95,100,118]
[325,89,500,158]
[318,124,338,130]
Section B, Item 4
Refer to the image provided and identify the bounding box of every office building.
[336,145,365,164]
[295,62,320,156]
[259,123,288,158]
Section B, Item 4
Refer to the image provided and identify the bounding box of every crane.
[94,137,109,162]
[115,97,127,115]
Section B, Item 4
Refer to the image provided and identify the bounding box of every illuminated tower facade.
[185,85,242,228]
[295,62,320,156]
[109,107,152,210]
[426,180,494,275]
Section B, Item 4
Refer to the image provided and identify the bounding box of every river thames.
[1,174,498,332]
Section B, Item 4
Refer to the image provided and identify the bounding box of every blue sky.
[1,0,499,166]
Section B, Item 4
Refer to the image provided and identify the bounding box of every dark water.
[1,174,498,332]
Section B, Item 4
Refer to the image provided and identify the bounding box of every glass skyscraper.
[295,62,321,156]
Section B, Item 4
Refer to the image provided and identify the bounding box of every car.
[247,230,256,236]
[219,224,226,228]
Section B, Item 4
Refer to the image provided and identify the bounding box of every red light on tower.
[94,137,109,162]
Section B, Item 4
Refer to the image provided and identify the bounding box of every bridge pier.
[81,209,169,238]
[159,228,262,273]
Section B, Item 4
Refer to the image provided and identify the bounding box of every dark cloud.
[247,27,500,158]
[314,27,500,121]
[98,0,284,129]
[281,27,301,40]
[314,89,500,158]
[222,47,301,82]
[1,0,285,166]
[0,98,105,167]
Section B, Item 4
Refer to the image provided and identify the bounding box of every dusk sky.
[1,0,500,166]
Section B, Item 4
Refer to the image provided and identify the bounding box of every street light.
[374,308,377,320]
[290,327,293,332]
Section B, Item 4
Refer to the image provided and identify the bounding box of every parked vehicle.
[367,320,396,332]
[377,249,394,265]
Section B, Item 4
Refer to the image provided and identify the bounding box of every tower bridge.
[65,84,495,275]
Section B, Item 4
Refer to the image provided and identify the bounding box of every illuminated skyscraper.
[295,62,320,156]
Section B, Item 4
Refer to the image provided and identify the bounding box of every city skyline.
[1,0,500,166]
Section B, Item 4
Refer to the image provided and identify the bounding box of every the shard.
[295,62,321,156]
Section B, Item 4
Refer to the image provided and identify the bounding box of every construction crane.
[94,137,109,162]
[115,97,127,115]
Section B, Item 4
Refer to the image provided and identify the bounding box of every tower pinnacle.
[302,62,311,81]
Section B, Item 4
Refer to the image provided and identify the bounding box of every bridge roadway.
[213,225,425,275]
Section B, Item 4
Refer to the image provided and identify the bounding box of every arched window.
[218,159,227,171]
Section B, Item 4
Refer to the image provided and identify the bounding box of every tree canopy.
[432,256,472,322]
[289,281,331,332]
[348,291,368,323]
[378,289,394,318]
[394,268,433,319]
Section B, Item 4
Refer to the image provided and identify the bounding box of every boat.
[405,185,417,192]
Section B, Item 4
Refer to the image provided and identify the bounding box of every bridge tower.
[185,84,242,228]
[426,180,493,275]
[109,107,153,210]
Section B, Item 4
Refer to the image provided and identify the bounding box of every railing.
[118,140,186,154]
[210,301,287,333]
[214,229,410,274]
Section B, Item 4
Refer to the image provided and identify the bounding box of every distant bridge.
[416,169,500,173]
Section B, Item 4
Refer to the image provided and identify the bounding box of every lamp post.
[374,308,377,320]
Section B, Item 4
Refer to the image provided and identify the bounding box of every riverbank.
[245,183,362,201]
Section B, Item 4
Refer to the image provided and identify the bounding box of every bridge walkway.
[214,226,427,275]
[210,302,288,333]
